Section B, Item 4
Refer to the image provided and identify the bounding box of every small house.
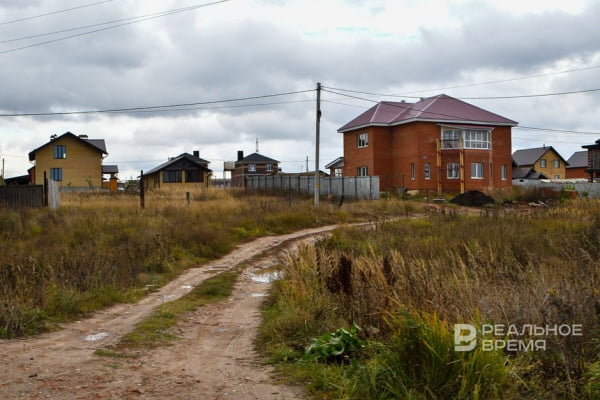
[231,151,279,187]
[143,151,212,190]
[512,146,568,180]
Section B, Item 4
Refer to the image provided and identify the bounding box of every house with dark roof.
[338,94,517,193]
[324,157,344,177]
[232,150,279,187]
[142,151,212,190]
[512,167,548,182]
[582,139,600,181]
[512,146,568,180]
[565,151,589,179]
[28,131,112,189]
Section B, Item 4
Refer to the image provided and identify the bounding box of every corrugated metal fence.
[0,185,44,208]
[245,175,380,200]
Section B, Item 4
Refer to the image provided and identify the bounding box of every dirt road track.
[0,225,343,399]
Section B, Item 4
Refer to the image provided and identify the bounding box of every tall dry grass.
[1,188,413,338]
[260,199,600,399]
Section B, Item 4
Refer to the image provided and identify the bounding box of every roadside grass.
[257,199,600,399]
[0,188,419,338]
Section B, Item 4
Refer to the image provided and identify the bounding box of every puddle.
[181,285,193,289]
[84,332,109,342]
[250,271,281,283]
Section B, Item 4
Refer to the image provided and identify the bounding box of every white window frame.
[357,132,368,148]
[471,162,484,179]
[540,159,547,168]
[248,164,256,172]
[552,160,560,168]
[357,166,368,176]
[447,163,459,179]
[501,164,507,180]
[441,128,491,150]
[410,163,415,180]
[266,164,273,172]
[424,162,431,180]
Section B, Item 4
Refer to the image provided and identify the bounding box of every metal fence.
[245,175,380,200]
[513,180,600,198]
[0,185,44,208]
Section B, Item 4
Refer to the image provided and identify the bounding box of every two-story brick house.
[232,151,279,187]
[28,131,109,189]
[338,94,517,193]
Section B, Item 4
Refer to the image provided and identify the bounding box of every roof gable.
[144,153,212,176]
[29,131,107,161]
[237,152,279,164]
[512,146,568,166]
[338,94,517,132]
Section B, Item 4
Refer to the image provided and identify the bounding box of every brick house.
[512,146,568,179]
[231,151,279,187]
[565,151,588,179]
[337,94,517,193]
[28,131,114,189]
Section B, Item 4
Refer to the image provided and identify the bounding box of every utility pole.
[306,156,309,174]
[314,82,321,206]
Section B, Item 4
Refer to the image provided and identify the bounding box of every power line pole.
[314,82,321,206]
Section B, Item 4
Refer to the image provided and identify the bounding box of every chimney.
[237,150,244,161]
[193,150,200,158]
[79,134,88,139]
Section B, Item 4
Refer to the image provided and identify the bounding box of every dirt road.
[0,225,342,399]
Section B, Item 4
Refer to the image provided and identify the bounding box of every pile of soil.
[450,190,495,207]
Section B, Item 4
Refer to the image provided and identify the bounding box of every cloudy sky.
[1,0,599,179]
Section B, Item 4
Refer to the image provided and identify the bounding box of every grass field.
[0,187,414,338]
[258,199,600,399]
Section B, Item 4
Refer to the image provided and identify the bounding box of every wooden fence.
[0,185,44,208]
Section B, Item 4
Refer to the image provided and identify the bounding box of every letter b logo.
[454,324,477,352]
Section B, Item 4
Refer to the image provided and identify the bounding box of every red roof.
[338,94,518,132]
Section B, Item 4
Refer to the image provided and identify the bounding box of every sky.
[1,0,599,179]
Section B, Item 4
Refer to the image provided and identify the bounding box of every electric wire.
[0,0,230,55]
[0,1,113,26]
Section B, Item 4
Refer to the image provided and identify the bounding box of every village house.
[582,139,600,182]
[142,151,212,190]
[324,157,344,177]
[565,151,589,179]
[512,146,568,180]
[28,131,116,190]
[231,151,279,187]
[337,94,517,193]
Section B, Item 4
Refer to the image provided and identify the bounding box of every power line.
[0,89,315,117]
[322,85,600,100]
[0,0,113,26]
[0,0,231,55]
[323,88,600,136]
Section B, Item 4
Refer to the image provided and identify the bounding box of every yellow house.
[143,152,212,190]
[29,132,108,188]
[512,146,568,179]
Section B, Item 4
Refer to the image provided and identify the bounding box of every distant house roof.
[28,131,107,161]
[102,165,119,174]
[512,168,548,180]
[236,152,279,164]
[145,153,212,176]
[582,138,600,149]
[566,151,588,169]
[338,94,518,132]
[324,157,344,169]
[512,146,568,166]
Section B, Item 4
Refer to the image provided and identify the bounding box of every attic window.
[53,145,66,159]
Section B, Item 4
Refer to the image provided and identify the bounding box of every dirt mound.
[450,191,495,207]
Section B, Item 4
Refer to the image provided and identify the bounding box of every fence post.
[140,170,145,209]
[43,171,48,207]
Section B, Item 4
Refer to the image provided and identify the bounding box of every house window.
[50,168,62,181]
[447,163,459,179]
[163,170,182,183]
[540,159,547,168]
[334,168,342,177]
[552,160,560,168]
[441,128,491,149]
[266,164,273,172]
[471,162,484,179]
[248,164,256,172]
[554,175,560,179]
[185,170,203,183]
[424,163,431,180]
[357,166,368,176]
[357,132,368,148]
[410,163,415,180]
[53,145,66,159]
[501,164,507,180]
